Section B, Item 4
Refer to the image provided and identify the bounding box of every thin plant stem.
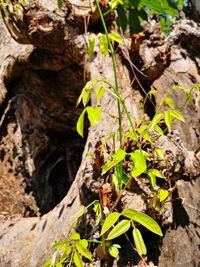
[96,0,123,147]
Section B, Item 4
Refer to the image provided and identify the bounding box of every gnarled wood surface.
[0,1,199,266]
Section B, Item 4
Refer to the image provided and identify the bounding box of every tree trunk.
[0,1,199,266]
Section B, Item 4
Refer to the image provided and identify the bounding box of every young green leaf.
[70,232,81,241]
[43,259,52,267]
[100,212,120,236]
[96,86,106,100]
[164,110,172,131]
[73,251,83,267]
[170,110,185,122]
[147,172,156,190]
[155,147,164,159]
[133,227,147,256]
[125,130,138,142]
[163,97,175,108]
[109,244,120,258]
[76,241,92,260]
[55,263,62,267]
[102,160,118,175]
[106,220,131,240]
[76,79,99,107]
[153,125,164,136]
[150,114,164,129]
[158,189,169,202]
[99,34,108,58]
[102,149,126,175]
[113,149,126,161]
[52,241,70,251]
[122,209,163,236]
[86,106,102,126]
[76,109,86,137]
[88,35,96,60]
[108,32,124,44]
[147,169,164,190]
[130,150,147,177]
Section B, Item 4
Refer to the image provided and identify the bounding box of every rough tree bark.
[0,1,199,267]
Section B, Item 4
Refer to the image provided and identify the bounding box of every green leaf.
[76,241,92,260]
[88,35,96,60]
[96,86,106,100]
[70,232,80,241]
[125,130,138,142]
[43,259,52,267]
[163,97,175,108]
[109,0,123,9]
[158,189,169,202]
[122,209,163,236]
[154,125,164,136]
[170,110,185,122]
[79,239,88,248]
[147,169,163,190]
[130,150,147,177]
[102,160,118,175]
[147,171,156,190]
[106,220,131,240]
[76,79,99,107]
[113,149,126,161]
[133,227,147,256]
[150,114,164,129]
[109,245,120,258]
[139,0,178,16]
[76,109,86,137]
[86,106,102,126]
[100,212,121,236]
[164,110,172,131]
[102,149,126,175]
[155,147,164,159]
[99,34,108,58]
[108,32,124,44]
[52,241,70,251]
[55,263,62,267]
[57,0,63,9]
[73,251,83,267]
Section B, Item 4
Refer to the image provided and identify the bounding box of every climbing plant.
[42,1,199,267]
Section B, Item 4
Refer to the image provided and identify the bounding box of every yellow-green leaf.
[109,245,120,258]
[113,149,126,161]
[150,114,164,129]
[70,232,80,241]
[158,189,169,202]
[73,251,83,267]
[122,208,163,236]
[86,106,102,126]
[164,110,172,131]
[155,147,164,159]
[130,150,147,177]
[125,130,138,142]
[88,35,96,60]
[108,32,124,44]
[96,86,106,100]
[76,241,92,260]
[99,34,108,58]
[100,212,120,236]
[163,97,175,108]
[76,109,86,137]
[133,227,147,256]
[170,110,185,122]
[106,220,131,240]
